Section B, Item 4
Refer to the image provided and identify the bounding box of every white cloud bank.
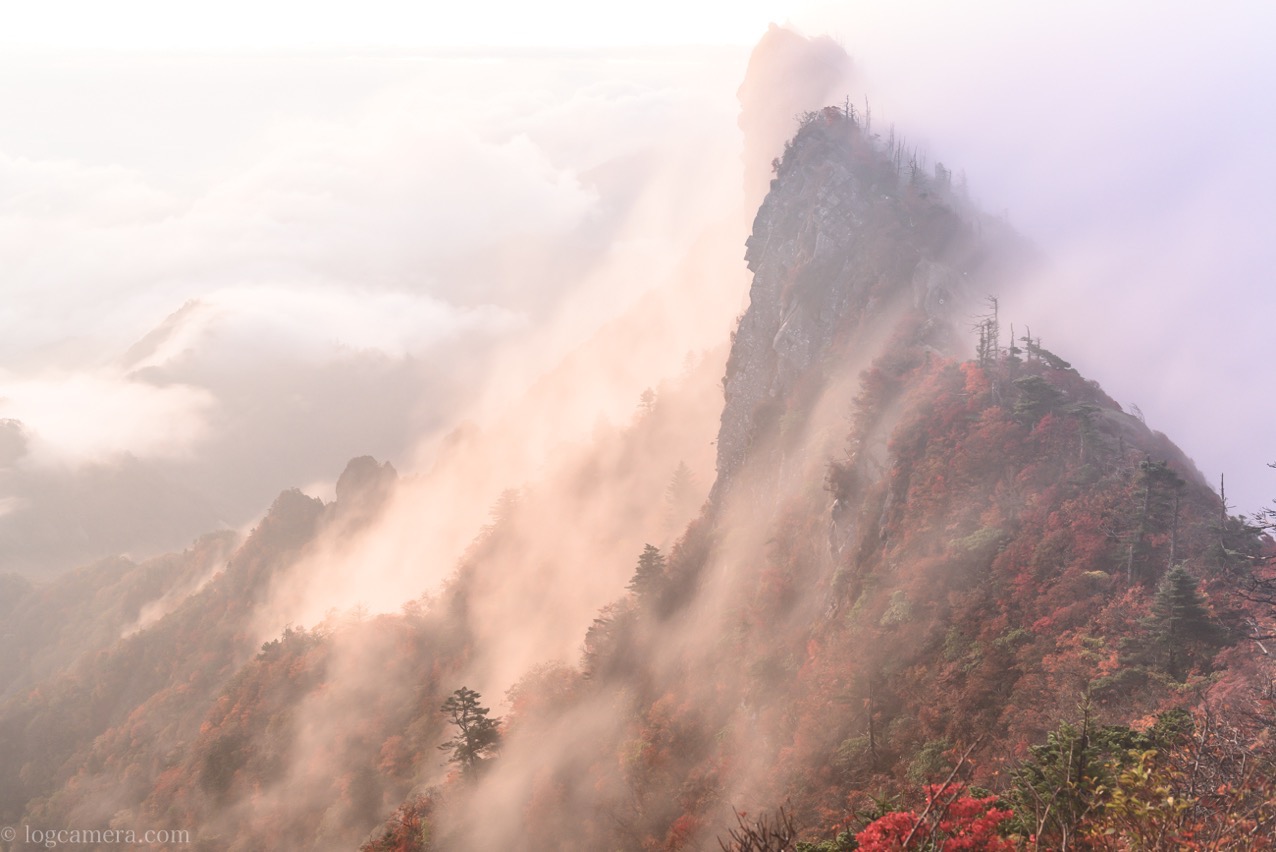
[0,47,747,560]
[4,0,1275,574]
[0,372,213,466]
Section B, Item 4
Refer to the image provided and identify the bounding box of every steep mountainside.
[716,107,1024,496]
[352,111,1273,849]
[0,352,722,849]
[360,113,1271,850]
[1,57,1273,852]
[0,489,323,827]
[0,531,237,700]
[0,440,228,578]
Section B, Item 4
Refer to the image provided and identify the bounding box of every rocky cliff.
[714,108,1018,499]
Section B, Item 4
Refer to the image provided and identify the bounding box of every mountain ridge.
[0,37,1273,851]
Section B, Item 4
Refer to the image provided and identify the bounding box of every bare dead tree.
[900,738,984,849]
[717,805,799,852]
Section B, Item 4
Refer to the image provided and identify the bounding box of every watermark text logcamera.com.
[1,825,190,848]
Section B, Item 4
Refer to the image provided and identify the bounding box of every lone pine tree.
[438,687,500,777]
[1151,564,1222,680]
[627,543,666,602]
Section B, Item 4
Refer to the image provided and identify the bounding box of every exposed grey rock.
[912,259,966,314]
[715,114,959,501]
[710,106,1036,513]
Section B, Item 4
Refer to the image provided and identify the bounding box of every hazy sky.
[3,1,795,49]
[2,0,1274,518]
[813,2,1276,514]
[0,25,748,557]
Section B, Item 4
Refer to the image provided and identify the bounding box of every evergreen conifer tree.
[438,687,501,777]
[627,544,666,601]
[1152,564,1220,680]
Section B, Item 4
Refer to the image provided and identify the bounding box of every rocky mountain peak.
[714,109,986,497]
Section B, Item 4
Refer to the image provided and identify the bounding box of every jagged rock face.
[912,259,962,314]
[714,112,973,493]
[332,455,398,527]
[334,455,398,507]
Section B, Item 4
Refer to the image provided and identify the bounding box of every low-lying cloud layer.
[0,372,213,466]
[0,48,749,572]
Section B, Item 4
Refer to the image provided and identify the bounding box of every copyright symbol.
[1,826,15,842]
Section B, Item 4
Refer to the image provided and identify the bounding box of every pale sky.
[3,0,798,49]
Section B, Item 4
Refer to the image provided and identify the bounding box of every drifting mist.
[4,4,1274,581]
[1,6,1275,849]
[0,47,751,573]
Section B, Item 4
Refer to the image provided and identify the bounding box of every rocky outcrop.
[334,455,398,508]
[332,455,398,526]
[712,110,979,499]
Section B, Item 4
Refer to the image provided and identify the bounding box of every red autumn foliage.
[855,784,1014,851]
